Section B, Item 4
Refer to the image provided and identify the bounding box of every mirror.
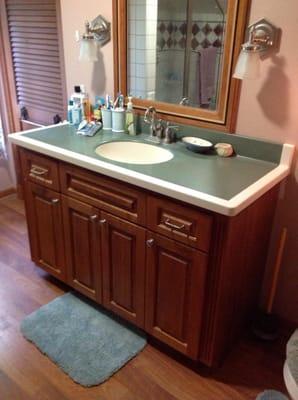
[127,0,226,110]
[114,0,249,131]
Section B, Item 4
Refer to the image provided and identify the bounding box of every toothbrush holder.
[112,109,125,133]
[102,109,112,130]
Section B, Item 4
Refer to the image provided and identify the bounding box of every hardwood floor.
[0,194,290,399]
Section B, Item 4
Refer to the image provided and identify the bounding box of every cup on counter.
[101,109,112,130]
[112,109,125,133]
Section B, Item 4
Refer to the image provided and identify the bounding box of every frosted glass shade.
[233,50,261,80]
[79,39,99,62]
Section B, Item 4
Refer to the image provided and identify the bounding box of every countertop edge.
[8,127,295,217]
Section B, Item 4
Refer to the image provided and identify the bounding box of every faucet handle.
[155,119,164,139]
[144,106,156,125]
[164,122,179,144]
[165,121,179,130]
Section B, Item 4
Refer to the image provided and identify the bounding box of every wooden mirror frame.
[113,0,250,132]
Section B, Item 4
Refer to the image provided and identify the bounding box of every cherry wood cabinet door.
[101,211,146,328]
[62,195,102,302]
[145,232,207,359]
[24,181,66,281]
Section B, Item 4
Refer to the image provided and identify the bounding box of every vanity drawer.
[60,163,146,225]
[20,148,60,191]
[147,196,212,252]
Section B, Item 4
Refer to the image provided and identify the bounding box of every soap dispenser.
[125,96,136,135]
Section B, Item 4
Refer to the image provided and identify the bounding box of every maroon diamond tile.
[167,22,174,34]
[192,23,200,35]
[179,37,186,49]
[201,38,211,48]
[214,24,223,36]
[202,23,212,35]
[213,39,222,48]
[191,37,199,50]
[166,37,173,48]
[179,22,187,35]
[158,37,166,50]
[159,22,166,33]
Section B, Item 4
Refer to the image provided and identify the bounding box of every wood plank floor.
[0,194,290,399]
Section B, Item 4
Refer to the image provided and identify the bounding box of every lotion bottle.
[125,96,136,135]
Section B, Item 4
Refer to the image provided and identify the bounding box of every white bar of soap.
[214,143,234,157]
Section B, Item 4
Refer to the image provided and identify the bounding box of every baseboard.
[0,187,16,199]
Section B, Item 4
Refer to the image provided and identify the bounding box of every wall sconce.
[233,18,280,80]
[77,15,111,62]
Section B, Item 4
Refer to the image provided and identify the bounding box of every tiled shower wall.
[155,12,225,106]
[127,0,157,99]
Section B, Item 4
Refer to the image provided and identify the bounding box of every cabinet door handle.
[30,165,48,176]
[90,214,98,221]
[164,218,185,231]
[99,218,107,225]
[51,198,59,204]
[146,238,155,248]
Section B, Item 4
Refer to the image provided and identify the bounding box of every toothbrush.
[113,96,119,109]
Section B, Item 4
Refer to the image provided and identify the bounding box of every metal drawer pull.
[164,218,185,230]
[90,215,98,221]
[51,198,59,204]
[146,238,155,248]
[99,218,107,224]
[30,165,48,176]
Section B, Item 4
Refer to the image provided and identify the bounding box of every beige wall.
[60,0,114,102]
[61,1,298,323]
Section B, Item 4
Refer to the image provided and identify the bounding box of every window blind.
[5,0,66,125]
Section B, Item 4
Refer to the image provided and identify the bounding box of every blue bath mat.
[20,293,147,386]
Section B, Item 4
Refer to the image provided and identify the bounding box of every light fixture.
[233,18,280,80]
[78,15,111,62]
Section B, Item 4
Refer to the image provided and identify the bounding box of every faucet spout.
[144,106,158,139]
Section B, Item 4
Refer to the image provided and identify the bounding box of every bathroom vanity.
[9,123,294,367]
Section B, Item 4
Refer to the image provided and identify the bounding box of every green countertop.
[21,124,280,201]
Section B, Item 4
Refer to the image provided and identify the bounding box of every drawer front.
[60,163,146,225]
[20,148,60,191]
[147,196,212,252]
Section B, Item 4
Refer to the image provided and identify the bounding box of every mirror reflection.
[127,0,227,110]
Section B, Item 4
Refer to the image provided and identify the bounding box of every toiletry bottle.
[72,103,82,127]
[71,85,83,106]
[67,100,74,124]
[82,96,92,122]
[125,96,136,135]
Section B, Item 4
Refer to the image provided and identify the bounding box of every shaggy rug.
[21,292,147,386]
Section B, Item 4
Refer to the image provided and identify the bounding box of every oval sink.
[95,141,173,165]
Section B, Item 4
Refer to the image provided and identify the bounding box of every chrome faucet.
[179,97,190,106]
[144,106,157,137]
[144,106,161,143]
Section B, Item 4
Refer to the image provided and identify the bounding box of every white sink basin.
[95,141,173,165]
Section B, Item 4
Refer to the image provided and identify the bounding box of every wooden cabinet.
[20,148,279,367]
[101,212,146,328]
[24,181,66,281]
[145,232,207,359]
[62,196,102,302]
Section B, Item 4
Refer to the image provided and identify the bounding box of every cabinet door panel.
[24,181,65,280]
[101,211,146,328]
[145,232,207,359]
[62,196,102,302]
